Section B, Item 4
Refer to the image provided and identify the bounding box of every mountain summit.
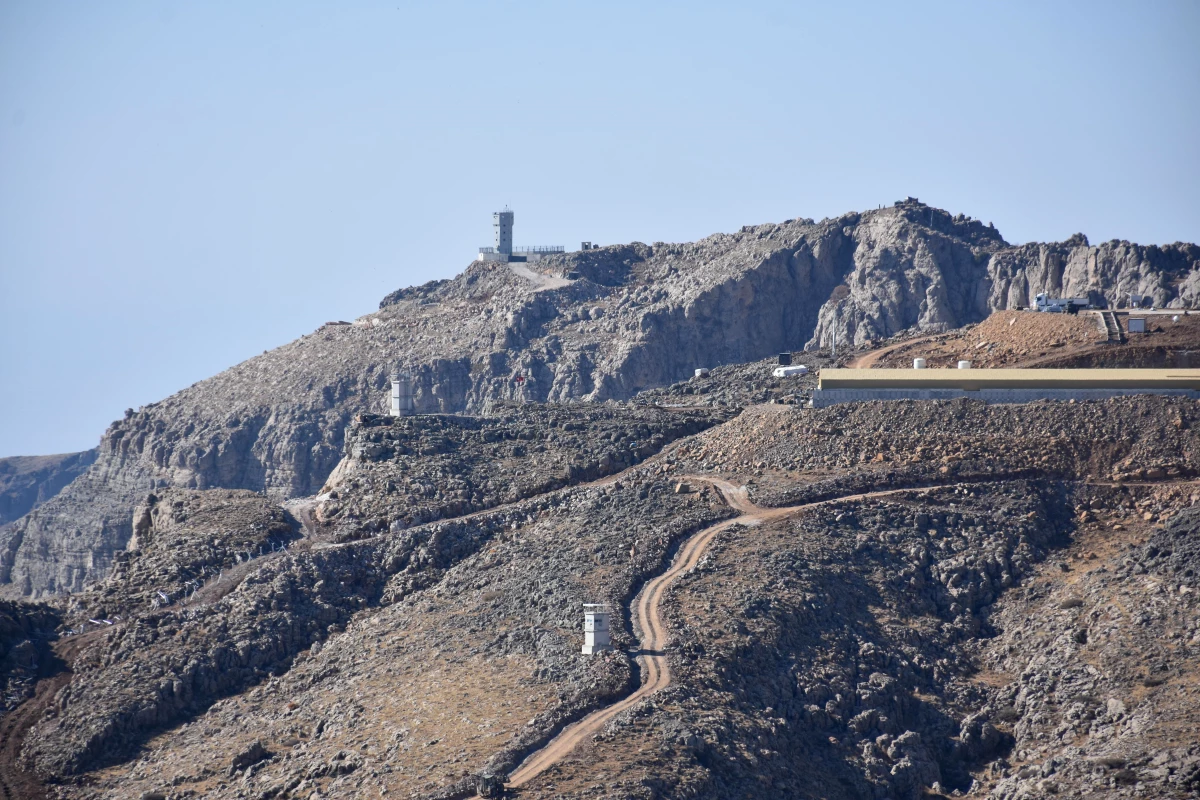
[2,201,1198,600]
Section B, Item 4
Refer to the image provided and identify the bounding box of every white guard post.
[582,603,613,655]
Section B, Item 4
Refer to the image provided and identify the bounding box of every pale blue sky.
[1,1,1197,457]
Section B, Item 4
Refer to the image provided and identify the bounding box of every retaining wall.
[811,388,1200,408]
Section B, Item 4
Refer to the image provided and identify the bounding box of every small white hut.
[581,603,613,655]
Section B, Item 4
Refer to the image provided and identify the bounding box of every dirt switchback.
[3,361,1199,799]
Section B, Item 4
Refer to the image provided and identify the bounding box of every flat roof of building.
[818,368,1200,391]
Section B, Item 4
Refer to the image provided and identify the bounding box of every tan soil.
[863,310,1200,370]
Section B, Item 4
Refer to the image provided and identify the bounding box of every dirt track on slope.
[848,332,943,368]
[505,477,962,790]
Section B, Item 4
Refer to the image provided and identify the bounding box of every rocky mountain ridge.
[3,201,1198,599]
[0,452,97,528]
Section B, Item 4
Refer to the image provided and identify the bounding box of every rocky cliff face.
[0,450,97,527]
[808,205,1200,349]
[3,202,1197,598]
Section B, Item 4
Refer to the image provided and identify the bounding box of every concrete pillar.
[390,372,414,416]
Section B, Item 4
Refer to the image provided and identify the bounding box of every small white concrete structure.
[772,365,808,377]
[581,603,613,655]
[913,358,927,369]
[694,368,710,378]
[957,360,972,369]
[390,372,415,416]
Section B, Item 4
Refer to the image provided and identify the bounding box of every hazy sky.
[1,1,1197,457]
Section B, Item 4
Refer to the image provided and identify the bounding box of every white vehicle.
[772,365,809,378]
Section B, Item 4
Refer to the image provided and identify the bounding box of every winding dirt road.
[505,477,940,790]
[847,332,943,369]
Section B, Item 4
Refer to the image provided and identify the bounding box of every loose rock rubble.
[633,354,834,409]
[967,498,1200,799]
[5,205,1197,602]
[318,403,729,542]
[0,386,1189,799]
[67,489,299,624]
[526,480,1074,799]
[26,472,733,798]
[868,309,1200,370]
[1,208,1199,798]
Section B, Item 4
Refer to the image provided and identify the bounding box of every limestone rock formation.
[0,450,97,526]
[808,206,1200,349]
[2,202,1197,599]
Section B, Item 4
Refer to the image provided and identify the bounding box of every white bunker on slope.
[582,603,613,655]
[772,365,808,378]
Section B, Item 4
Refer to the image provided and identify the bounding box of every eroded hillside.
[5,204,1198,602]
[0,385,1194,800]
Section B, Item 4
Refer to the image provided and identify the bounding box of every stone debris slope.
[68,489,300,624]
[633,353,832,409]
[4,203,1198,600]
[0,388,1194,800]
[869,309,1200,369]
[25,468,733,796]
[664,397,1197,504]
[317,403,730,542]
[973,495,1200,798]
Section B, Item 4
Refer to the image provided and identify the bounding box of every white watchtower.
[493,209,514,256]
[581,603,613,655]
[389,371,414,416]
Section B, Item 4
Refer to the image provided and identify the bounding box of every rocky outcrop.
[808,205,1200,349]
[808,205,1004,347]
[3,203,1197,599]
[986,234,1200,313]
[0,450,97,526]
[320,403,729,542]
[67,489,299,624]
